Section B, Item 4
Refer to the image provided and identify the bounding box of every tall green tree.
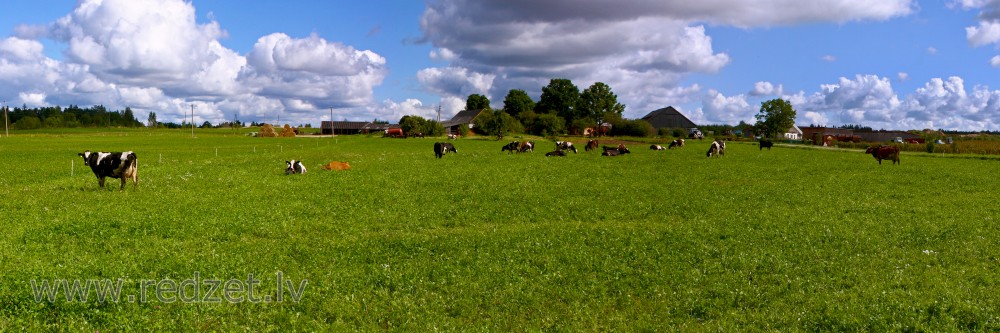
[399,115,428,135]
[754,98,797,139]
[535,78,580,124]
[465,94,491,110]
[502,89,535,119]
[579,82,625,125]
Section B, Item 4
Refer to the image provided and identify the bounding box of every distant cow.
[545,150,566,157]
[865,145,900,165]
[601,149,621,156]
[78,150,138,190]
[707,141,721,158]
[448,134,458,140]
[650,144,665,150]
[759,139,773,151]
[285,160,307,174]
[668,139,685,149]
[555,141,578,153]
[518,141,535,153]
[585,140,599,152]
[434,142,458,158]
[502,141,520,154]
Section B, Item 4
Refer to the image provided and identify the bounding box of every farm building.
[855,130,920,143]
[784,125,803,140]
[640,106,697,130]
[800,126,855,145]
[321,121,398,135]
[442,109,489,134]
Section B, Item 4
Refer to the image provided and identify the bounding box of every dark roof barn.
[640,106,697,129]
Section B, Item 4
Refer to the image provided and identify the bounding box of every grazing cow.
[285,160,307,174]
[518,141,535,153]
[717,140,727,156]
[668,139,685,149]
[545,150,566,157]
[412,132,425,138]
[585,140,599,152]
[502,141,520,154]
[448,134,458,140]
[865,145,900,165]
[707,141,721,158]
[434,142,458,158]
[650,144,666,150]
[759,140,773,151]
[555,141,578,153]
[78,150,138,190]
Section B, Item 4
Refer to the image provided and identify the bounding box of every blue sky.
[2,0,1000,130]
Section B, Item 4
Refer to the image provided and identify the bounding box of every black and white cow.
[501,141,520,154]
[602,145,630,154]
[434,142,457,158]
[78,150,138,190]
[650,144,666,150]
[601,149,621,156]
[518,141,535,153]
[668,139,685,149]
[545,150,567,157]
[555,141,578,154]
[717,140,727,156]
[707,141,721,158]
[285,160,307,174]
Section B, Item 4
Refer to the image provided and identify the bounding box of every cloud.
[0,0,388,125]
[750,81,784,96]
[821,55,837,62]
[416,67,496,101]
[700,89,754,123]
[927,46,938,55]
[898,72,910,81]
[784,75,1000,130]
[992,55,1000,67]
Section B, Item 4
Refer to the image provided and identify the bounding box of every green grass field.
[1,129,999,331]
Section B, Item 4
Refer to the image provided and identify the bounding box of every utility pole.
[190,104,195,138]
[330,107,335,136]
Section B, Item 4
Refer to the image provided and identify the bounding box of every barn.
[322,121,398,135]
[640,106,697,131]
[442,109,489,134]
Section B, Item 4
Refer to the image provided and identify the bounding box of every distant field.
[1,128,999,331]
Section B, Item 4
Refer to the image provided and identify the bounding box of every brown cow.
[865,145,900,165]
[585,140,599,152]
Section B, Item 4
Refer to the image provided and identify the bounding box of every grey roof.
[321,121,370,130]
[443,109,488,127]
[640,106,697,129]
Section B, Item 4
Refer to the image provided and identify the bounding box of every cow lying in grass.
[650,144,665,150]
[78,150,138,190]
[865,145,900,165]
[668,139,685,149]
[545,150,566,157]
[286,160,307,174]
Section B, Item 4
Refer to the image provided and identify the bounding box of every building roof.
[443,109,488,127]
[786,125,803,135]
[321,121,371,130]
[640,106,697,129]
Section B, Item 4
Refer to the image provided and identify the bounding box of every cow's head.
[285,160,297,174]
[78,150,92,165]
[865,146,876,154]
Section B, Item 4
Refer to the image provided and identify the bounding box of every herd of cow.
[74,138,902,191]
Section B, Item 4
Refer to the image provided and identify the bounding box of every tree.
[531,113,566,136]
[536,78,580,125]
[147,112,157,128]
[399,115,428,136]
[466,94,491,111]
[502,89,535,119]
[578,82,625,126]
[477,110,521,138]
[754,98,797,140]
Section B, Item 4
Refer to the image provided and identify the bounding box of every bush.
[657,127,672,137]
[259,124,278,137]
[15,116,42,130]
[611,119,654,137]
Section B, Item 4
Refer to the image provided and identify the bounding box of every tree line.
[2,104,143,129]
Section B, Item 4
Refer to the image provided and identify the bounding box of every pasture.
[1,129,999,331]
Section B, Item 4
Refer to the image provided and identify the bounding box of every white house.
[784,125,803,140]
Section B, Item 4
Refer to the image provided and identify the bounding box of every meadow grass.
[0,129,998,331]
